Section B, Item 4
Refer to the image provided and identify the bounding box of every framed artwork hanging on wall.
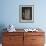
[19,5,34,23]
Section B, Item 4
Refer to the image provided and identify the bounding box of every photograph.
[22,7,32,20]
[0,0,45,46]
[19,5,34,23]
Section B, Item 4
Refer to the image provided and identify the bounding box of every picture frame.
[19,5,34,23]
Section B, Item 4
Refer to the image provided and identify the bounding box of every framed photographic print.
[19,5,34,23]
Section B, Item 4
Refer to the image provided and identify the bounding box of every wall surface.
[0,0,46,29]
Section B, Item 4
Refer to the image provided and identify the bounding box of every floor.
[0,44,2,46]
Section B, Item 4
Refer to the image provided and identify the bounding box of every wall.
[0,0,46,44]
[0,0,46,29]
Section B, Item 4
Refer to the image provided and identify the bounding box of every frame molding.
[19,5,34,23]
